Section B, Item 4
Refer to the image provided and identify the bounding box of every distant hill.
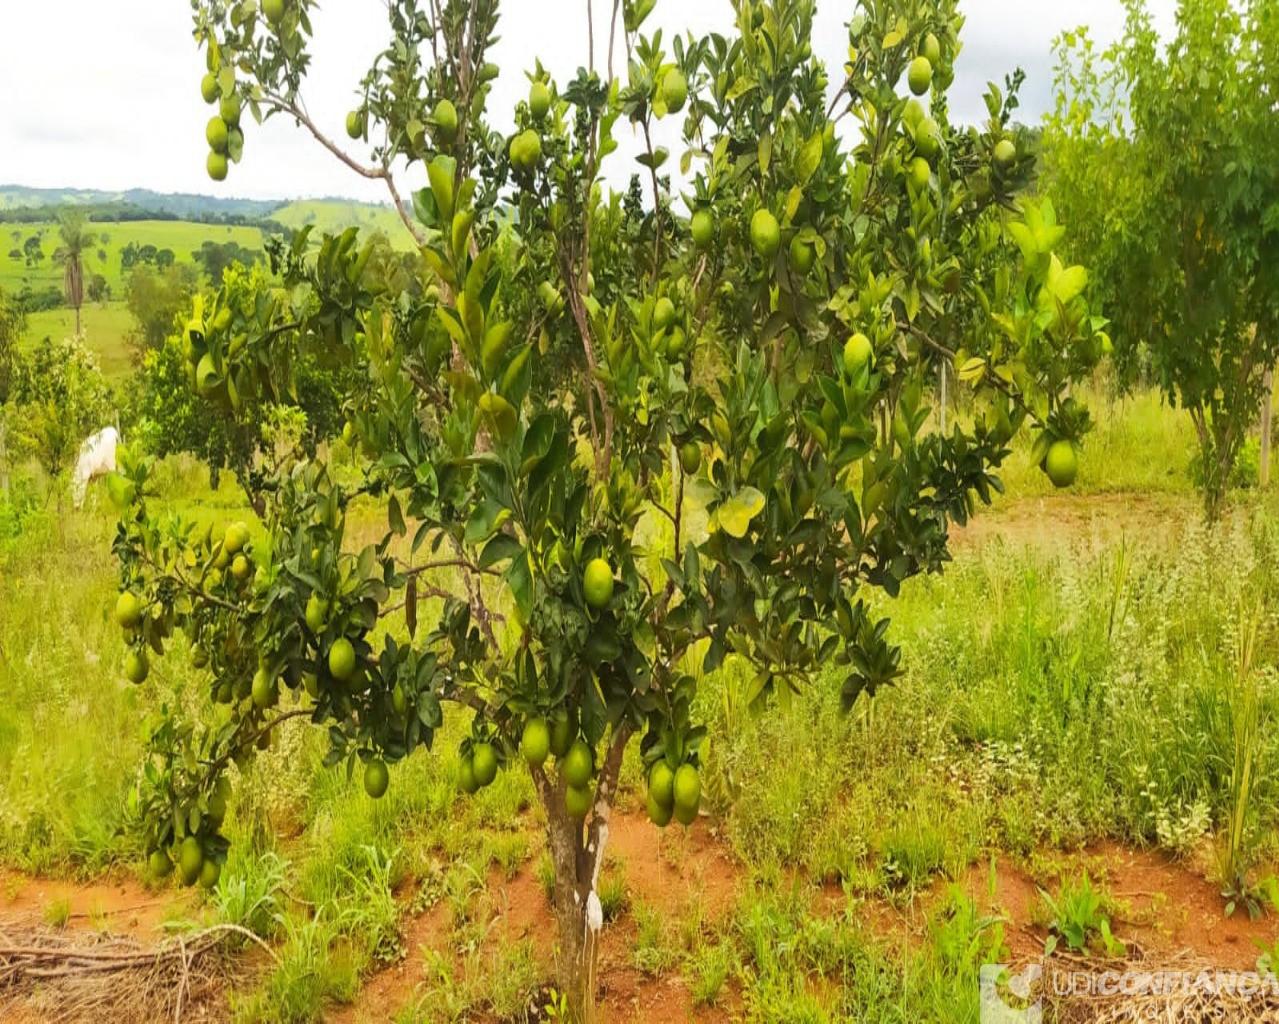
[0,185,283,221]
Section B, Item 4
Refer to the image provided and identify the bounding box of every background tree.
[54,212,98,336]
[193,239,263,286]
[1044,0,1279,518]
[111,0,1104,1018]
[125,262,200,354]
[10,338,112,494]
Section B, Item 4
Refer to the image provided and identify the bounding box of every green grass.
[6,389,1279,1019]
[23,302,136,380]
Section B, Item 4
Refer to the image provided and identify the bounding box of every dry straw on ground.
[0,923,268,1023]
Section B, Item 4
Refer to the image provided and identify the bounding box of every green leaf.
[797,132,823,185]
[479,533,522,570]
[717,487,766,538]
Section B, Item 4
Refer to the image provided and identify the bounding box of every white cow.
[73,426,119,509]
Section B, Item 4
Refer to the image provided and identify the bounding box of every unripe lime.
[510,129,542,173]
[223,521,250,555]
[207,778,230,827]
[915,117,941,160]
[201,73,219,105]
[206,116,229,154]
[220,95,241,127]
[662,69,688,113]
[648,761,675,810]
[458,756,479,794]
[262,0,286,24]
[178,837,204,887]
[844,332,873,374]
[922,32,942,66]
[647,791,673,827]
[207,151,229,183]
[994,139,1017,169]
[433,99,459,143]
[328,637,357,682]
[691,209,714,248]
[562,740,593,788]
[251,668,278,709]
[750,209,781,259]
[199,858,222,890]
[521,718,551,768]
[565,783,592,819]
[305,593,328,633]
[909,156,931,190]
[346,110,364,140]
[653,297,677,333]
[583,558,614,609]
[230,554,251,581]
[907,56,933,96]
[116,590,144,629]
[549,711,575,759]
[903,98,926,130]
[789,236,816,274]
[124,649,149,685]
[149,849,174,878]
[1044,440,1078,488]
[364,758,390,799]
[679,442,702,476]
[472,743,498,786]
[392,685,410,717]
[672,764,701,825]
[529,82,551,122]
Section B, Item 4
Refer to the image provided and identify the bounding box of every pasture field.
[3,389,1279,1023]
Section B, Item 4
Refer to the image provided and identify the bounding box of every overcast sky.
[0,0,1175,204]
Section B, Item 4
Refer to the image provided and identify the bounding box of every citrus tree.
[111,0,1104,1016]
[1045,0,1279,517]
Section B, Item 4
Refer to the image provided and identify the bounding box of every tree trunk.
[1260,367,1273,489]
[532,725,632,1022]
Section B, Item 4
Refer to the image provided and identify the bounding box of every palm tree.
[55,212,97,336]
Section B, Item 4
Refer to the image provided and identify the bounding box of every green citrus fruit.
[201,73,219,105]
[915,117,941,160]
[116,590,144,629]
[207,152,228,182]
[305,594,328,633]
[679,442,702,476]
[433,99,458,143]
[994,139,1017,169]
[907,56,933,96]
[530,82,551,121]
[750,209,781,259]
[224,522,250,555]
[903,98,926,129]
[124,649,149,685]
[328,637,357,682]
[510,129,542,173]
[472,743,499,786]
[230,554,251,581]
[364,758,390,799]
[562,740,593,788]
[199,858,222,889]
[844,332,873,373]
[691,210,714,248]
[790,235,816,274]
[909,156,931,190]
[262,0,286,24]
[149,849,174,878]
[178,836,204,886]
[672,764,701,825]
[583,558,615,609]
[346,110,364,140]
[251,668,278,709]
[648,761,675,810]
[206,116,229,154]
[647,791,673,827]
[458,755,479,794]
[662,69,688,113]
[207,781,230,828]
[521,718,551,768]
[1044,440,1078,488]
[653,296,677,333]
[219,95,241,127]
[192,646,209,669]
[665,327,688,359]
[565,783,592,819]
[549,711,575,759]
[922,33,941,65]
[392,685,410,717]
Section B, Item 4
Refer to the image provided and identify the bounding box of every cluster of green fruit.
[148,776,231,889]
[201,86,242,183]
[645,759,701,827]
[508,80,552,176]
